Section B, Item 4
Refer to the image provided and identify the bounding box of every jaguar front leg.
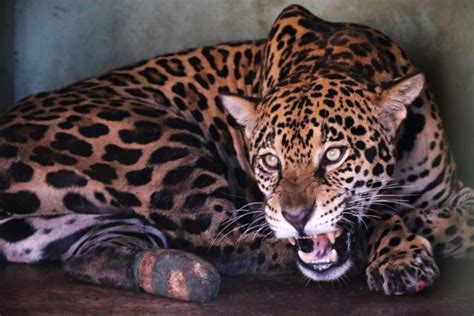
[0,214,220,303]
[365,212,440,295]
[401,185,474,259]
[63,218,221,303]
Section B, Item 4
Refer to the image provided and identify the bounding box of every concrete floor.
[0,260,472,315]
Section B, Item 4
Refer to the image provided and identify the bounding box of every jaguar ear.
[377,73,425,134]
[220,93,258,138]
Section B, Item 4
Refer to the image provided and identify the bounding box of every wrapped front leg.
[133,248,220,302]
[63,218,220,303]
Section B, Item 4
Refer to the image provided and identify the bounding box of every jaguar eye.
[262,154,280,170]
[324,147,346,164]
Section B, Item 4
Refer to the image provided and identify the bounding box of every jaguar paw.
[366,246,439,295]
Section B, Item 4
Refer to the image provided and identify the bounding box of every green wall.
[1,0,473,185]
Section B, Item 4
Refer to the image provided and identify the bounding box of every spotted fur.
[0,5,472,301]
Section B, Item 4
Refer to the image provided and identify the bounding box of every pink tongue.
[311,234,330,258]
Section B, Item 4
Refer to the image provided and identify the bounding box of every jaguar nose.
[282,208,313,233]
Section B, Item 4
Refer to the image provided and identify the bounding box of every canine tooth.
[335,228,342,238]
[327,231,336,244]
[298,250,314,264]
[288,237,296,246]
[330,249,339,262]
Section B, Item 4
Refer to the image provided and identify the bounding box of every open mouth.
[288,228,352,278]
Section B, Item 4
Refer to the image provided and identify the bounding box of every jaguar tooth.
[297,250,314,264]
[327,231,336,244]
[330,249,339,262]
[335,228,342,238]
[288,237,296,246]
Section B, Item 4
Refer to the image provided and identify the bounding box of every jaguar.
[0,5,472,302]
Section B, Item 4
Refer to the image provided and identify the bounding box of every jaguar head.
[222,71,424,281]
